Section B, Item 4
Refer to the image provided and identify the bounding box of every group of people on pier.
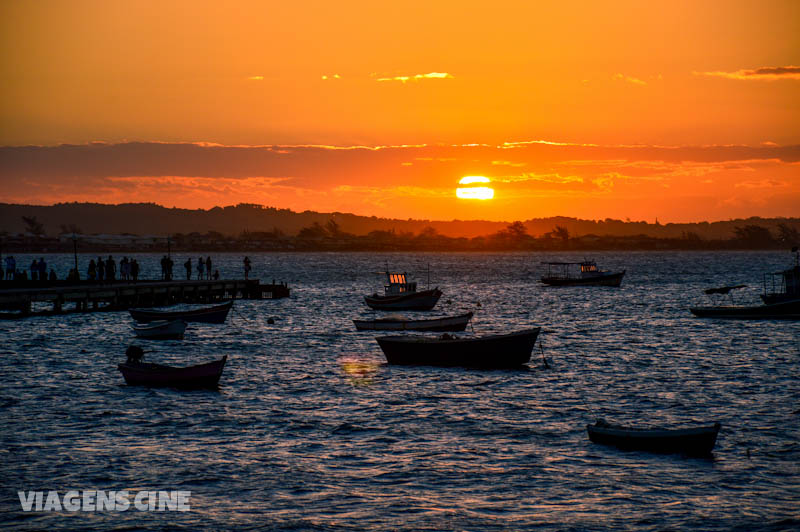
[86,256,140,283]
[3,256,57,282]
[184,256,218,281]
[2,255,254,284]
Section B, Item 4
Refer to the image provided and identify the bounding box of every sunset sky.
[1,1,798,222]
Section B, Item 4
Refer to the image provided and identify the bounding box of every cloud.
[694,65,800,81]
[375,72,454,83]
[734,179,789,189]
[1,141,798,220]
[247,76,264,81]
[613,73,647,85]
[321,74,341,80]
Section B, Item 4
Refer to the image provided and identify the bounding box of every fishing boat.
[375,328,540,368]
[353,312,473,332]
[587,419,721,456]
[132,319,187,340]
[118,351,227,389]
[364,270,442,311]
[690,249,800,319]
[128,300,233,324]
[540,261,625,287]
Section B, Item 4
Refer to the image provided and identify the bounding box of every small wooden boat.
[376,328,540,368]
[354,312,473,331]
[587,419,721,456]
[540,261,625,287]
[364,269,442,311]
[118,355,227,389]
[129,300,233,324]
[132,319,187,339]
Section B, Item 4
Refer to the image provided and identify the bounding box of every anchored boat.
[118,347,227,389]
[587,419,721,456]
[376,328,540,368]
[690,248,800,319]
[129,300,233,324]
[353,312,473,331]
[540,261,625,287]
[132,319,187,340]
[364,269,442,311]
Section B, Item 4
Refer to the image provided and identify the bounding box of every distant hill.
[1,202,798,240]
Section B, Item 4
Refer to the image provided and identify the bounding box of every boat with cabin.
[364,269,442,311]
[540,261,625,287]
[353,311,473,332]
[690,248,800,319]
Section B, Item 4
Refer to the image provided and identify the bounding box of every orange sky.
[1,1,798,222]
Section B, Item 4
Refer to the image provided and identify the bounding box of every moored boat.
[376,328,540,368]
[540,261,625,287]
[690,299,800,319]
[353,311,473,331]
[586,419,721,456]
[132,319,187,339]
[118,353,227,389]
[690,249,800,320]
[129,300,233,324]
[364,269,442,310]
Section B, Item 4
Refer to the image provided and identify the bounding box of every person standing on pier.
[131,259,139,282]
[106,256,116,282]
[206,256,212,280]
[160,256,167,280]
[4,255,15,280]
[30,259,38,281]
[184,258,192,280]
[97,256,105,283]
[197,257,205,280]
[38,258,47,282]
[88,259,96,281]
[243,256,252,280]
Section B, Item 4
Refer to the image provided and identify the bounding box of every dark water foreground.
[1,252,798,531]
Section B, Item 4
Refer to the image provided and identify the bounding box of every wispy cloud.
[247,76,264,81]
[321,74,341,80]
[375,72,453,83]
[695,65,800,81]
[613,73,647,86]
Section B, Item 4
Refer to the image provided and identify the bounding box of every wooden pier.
[0,279,290,319]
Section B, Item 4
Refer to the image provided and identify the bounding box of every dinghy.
[586,419,721,456]
[132,319,187,340]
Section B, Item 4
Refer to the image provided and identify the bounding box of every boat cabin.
[541,261,602,279]
[384,272,417,295]
[762,248,800,304]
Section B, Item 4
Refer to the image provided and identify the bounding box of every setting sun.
[456,176,495,200]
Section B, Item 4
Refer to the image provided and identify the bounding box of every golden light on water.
[456,176,495,200]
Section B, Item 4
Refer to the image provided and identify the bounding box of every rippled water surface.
[1,251,798,530]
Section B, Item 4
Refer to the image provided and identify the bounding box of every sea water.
[1,251,798,530]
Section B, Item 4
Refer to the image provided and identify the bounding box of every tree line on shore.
[3,215,799,252]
